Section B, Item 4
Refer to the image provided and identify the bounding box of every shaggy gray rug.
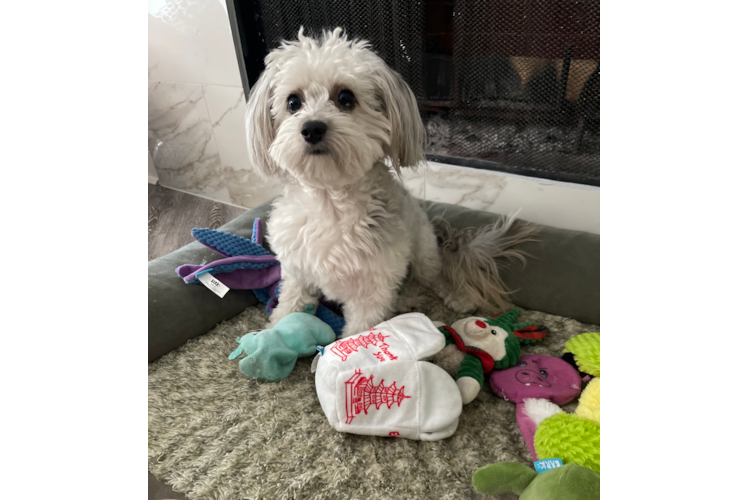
[148,292,598,500]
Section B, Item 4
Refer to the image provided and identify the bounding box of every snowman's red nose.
[475,320,487,328]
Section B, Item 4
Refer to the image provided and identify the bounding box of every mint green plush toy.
[228,306,336,382]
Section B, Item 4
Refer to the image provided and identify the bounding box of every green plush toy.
[473,332,601,498]
[473,392,608,500]
[563,332,601,379]
[473,377,607,500]
[433,309,549,404]
[473,462,599,500]
[228,306,336,382]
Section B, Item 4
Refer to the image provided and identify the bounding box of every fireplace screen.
[229,0,600,185]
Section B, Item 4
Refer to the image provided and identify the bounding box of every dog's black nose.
[300,120,327,144]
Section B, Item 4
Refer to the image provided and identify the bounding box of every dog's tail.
[431,212,539,310]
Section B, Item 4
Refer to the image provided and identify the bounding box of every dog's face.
[245,28,424,188]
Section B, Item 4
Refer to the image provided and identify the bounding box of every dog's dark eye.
[491,329,497,335]
[338,89,355,108]
[540,370,548,378]
[288,95,302,113]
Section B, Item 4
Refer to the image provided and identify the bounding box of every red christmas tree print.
[344,369,411,424]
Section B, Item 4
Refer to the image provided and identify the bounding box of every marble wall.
[148,0,283,208]
[148,0,599,233]
[401,164,599,233]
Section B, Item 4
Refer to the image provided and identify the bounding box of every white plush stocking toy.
[314,313,463,440]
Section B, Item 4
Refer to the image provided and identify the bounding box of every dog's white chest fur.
[266,163,411,303]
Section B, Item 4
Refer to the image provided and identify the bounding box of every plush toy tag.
[534,458,563,473]
[197,271,230,298]
[311,352,321,373]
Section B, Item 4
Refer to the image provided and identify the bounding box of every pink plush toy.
[489,354,582,460]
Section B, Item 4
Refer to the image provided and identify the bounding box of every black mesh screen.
[258,1,427,100]
[236,0,599,185]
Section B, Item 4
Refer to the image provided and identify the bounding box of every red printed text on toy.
[329,329,398,362]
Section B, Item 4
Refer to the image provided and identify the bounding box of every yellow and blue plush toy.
[228,305,336,382]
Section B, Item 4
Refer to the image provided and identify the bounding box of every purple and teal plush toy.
[175,218,346,338]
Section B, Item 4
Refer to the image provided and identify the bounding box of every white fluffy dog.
[245,28,535,337]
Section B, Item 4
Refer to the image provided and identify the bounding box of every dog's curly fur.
[245,27,537,337]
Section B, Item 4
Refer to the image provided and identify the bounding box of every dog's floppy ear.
[376,65,425,172]
[245,67,280,177]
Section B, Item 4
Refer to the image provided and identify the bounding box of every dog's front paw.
[395,291,425,313]
[340,324,362,338]
[265,312,285,329]
[443,294,478,314]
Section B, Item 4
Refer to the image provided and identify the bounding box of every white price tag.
[197,272,230,298]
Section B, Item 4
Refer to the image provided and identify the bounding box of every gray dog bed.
[148,200,599,499]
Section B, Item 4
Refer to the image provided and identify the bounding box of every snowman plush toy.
[433,310,549,404]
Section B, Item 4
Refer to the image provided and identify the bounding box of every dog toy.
[228,305,336,382]
[175,218,346,337]
[432,309,550,404]
[474,333,601,497]
[563,331,601,381]
[474,358,600,498]
[473,462,599,500]
[489,353,582,458]
[531,332,601,470]
[314,312,463,440]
